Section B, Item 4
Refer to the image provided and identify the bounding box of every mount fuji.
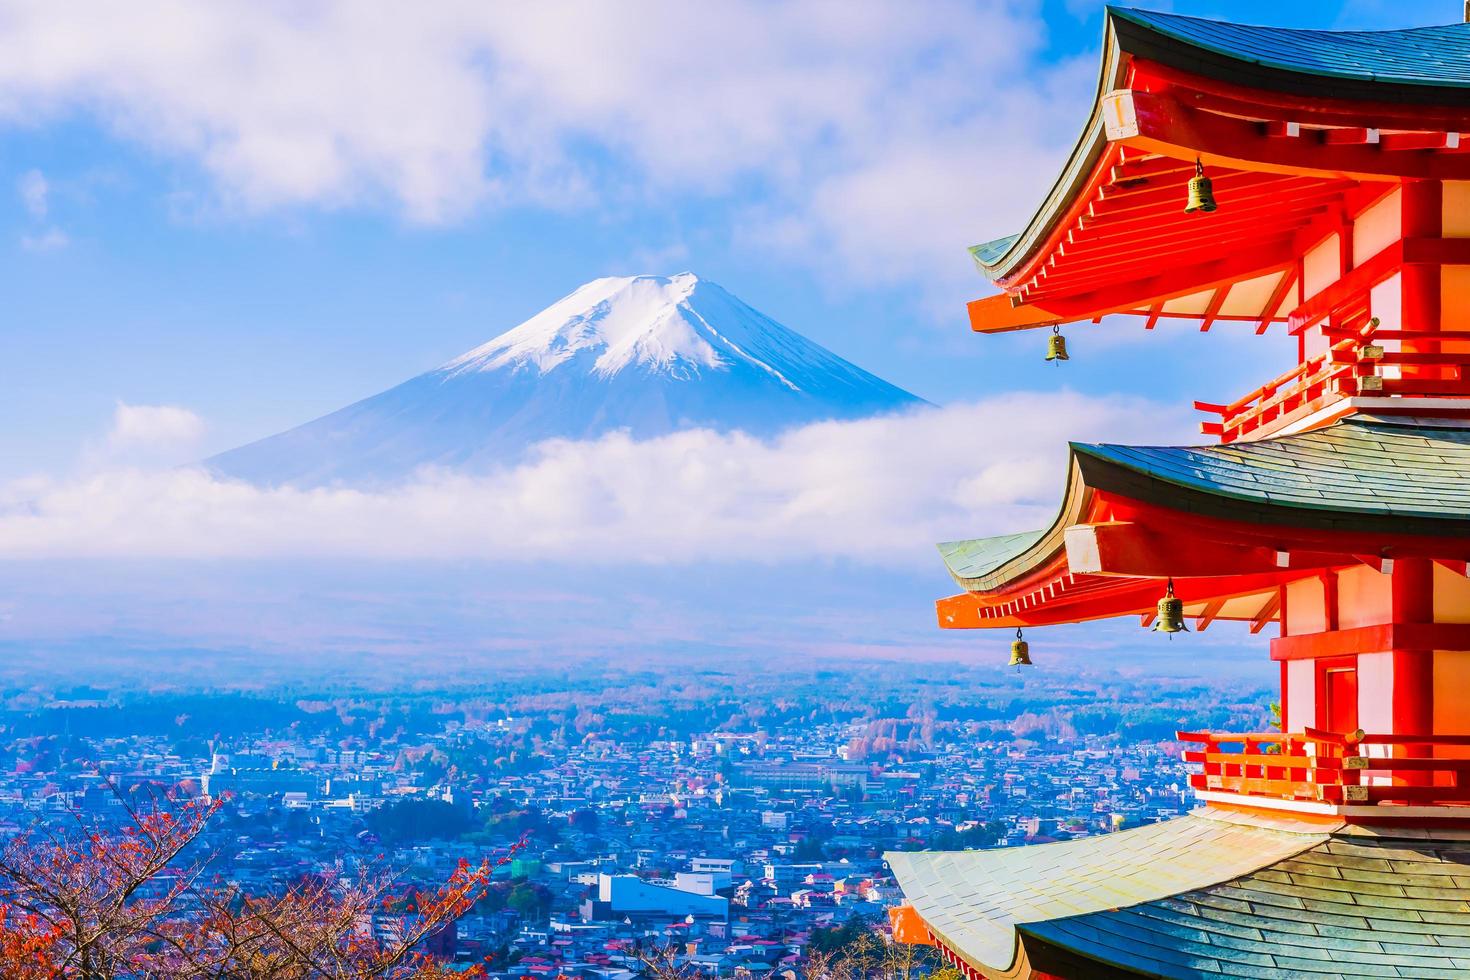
[207,273,926,486]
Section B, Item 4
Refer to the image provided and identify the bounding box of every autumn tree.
[0,783,503,978]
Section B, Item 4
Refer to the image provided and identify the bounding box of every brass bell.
[1009,627,1032,668]
[1045,325,1069,362]
[1184,159,1217,214]
[1153,578,1189,634]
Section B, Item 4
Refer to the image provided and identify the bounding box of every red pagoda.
[887,7,1470,979]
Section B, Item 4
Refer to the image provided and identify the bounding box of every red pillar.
[1401,180,1442,381]
[1391,558,1435,784]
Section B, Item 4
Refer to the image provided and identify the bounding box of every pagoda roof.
[889,812,1470,979]
[1074,414,1470,533]
[936,417,1470,629]
[968,7,1470,334]
[1111,8,1470,96]
[942,416,1470,590]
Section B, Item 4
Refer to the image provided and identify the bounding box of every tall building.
[888,7,1470,978]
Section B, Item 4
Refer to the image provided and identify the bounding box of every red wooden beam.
[1066,185,1354,247]
[1014,243,1300,319]
[1103,88,1470,181]
[1320,127,1379,146]
[1110,155,1198,183]
[972,244,1300,332]
[1088,171,1289,217]
[1198,287,1228,332]
[1249,592,1281,635]
[1270,624,1470,662]
[1196,599,1226,631]
[1285,240,1404,333]
[1026,235,1298,300]
[1131,59,1470,136]
[1256,266,1298,335]
[1075,182,1349,234]
[1381,132,1461,152]
[1097,165,1250,199]
[1064,522,1295,577]
[1057,213,1330,267]
[1039,231,1301,293]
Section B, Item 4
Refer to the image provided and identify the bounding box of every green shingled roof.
[1112,7,1470,90]
[938,417,1470,591]
[968,234,1020,270]
[937,530,1046,585]
[886,810,1329,975]
[1075,416,1470,530]
[1023,831,1470,978]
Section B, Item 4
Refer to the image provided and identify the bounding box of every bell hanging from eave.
[1045,324,1069,362]
[1184,159,1217,214]
[1008,627,1032,668]
[1152,578,1189,635]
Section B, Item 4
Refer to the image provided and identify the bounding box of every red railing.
[1177,729,1470,806]
[1195,319,1470,443]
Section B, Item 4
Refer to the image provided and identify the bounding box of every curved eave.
[1111,7,1470,102]
[937,465,1090,593]
[977,6,1470,287]
[1075,416,1470,537]
[885,811,1328,979]
[936,419,1470,629]
[973,18,1127,283]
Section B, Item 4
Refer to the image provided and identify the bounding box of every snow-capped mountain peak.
[208,273,924,486]
[441,273,796,386]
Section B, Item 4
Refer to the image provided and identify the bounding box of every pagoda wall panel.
[1433,563,1470,622]
[1356,651,1395,735]
[1286,576,1327,634]
[1439,267,1470,343]
[1284,659,1316,732]
[1443,181,1470,238]
[1337,565,1391,630]
[1433,651,1470,753]
[1303,234,1340,300]
[1354,189,1402,266]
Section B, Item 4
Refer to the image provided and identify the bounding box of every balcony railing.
[1194,319,1470,443]
[1177,728,1470,807]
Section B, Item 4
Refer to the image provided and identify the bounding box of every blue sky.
[2,0,1434,474]
[0,1,1449,668]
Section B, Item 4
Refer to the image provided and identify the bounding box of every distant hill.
[207,273,925,486]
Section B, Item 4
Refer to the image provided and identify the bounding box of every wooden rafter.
[1196,599,1226,631]
[1103,88,1470,181]
[1198,287,1229,332]
[1255,265,1299,335]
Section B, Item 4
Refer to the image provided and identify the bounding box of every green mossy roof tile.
[1113,7,1470,89]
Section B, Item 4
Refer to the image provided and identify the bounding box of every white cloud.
[0,1,1080,289]
[107,402,207,449]
[92,403,208,470]
[19,226,67,252]
[16,168,47,217]
[1,394,1194,564]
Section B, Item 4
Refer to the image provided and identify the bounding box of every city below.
[0,655,1270,976]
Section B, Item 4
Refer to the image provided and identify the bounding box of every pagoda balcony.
[1178,728,1470,820]
[1195,320,1470,443]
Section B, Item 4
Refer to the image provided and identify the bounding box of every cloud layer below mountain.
[1,394,1191,565]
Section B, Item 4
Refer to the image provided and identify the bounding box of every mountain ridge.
[206,273,925,486]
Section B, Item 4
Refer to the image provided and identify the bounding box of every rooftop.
[889,808,1470,978]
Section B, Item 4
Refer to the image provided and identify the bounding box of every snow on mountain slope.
[206,273,926,486]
